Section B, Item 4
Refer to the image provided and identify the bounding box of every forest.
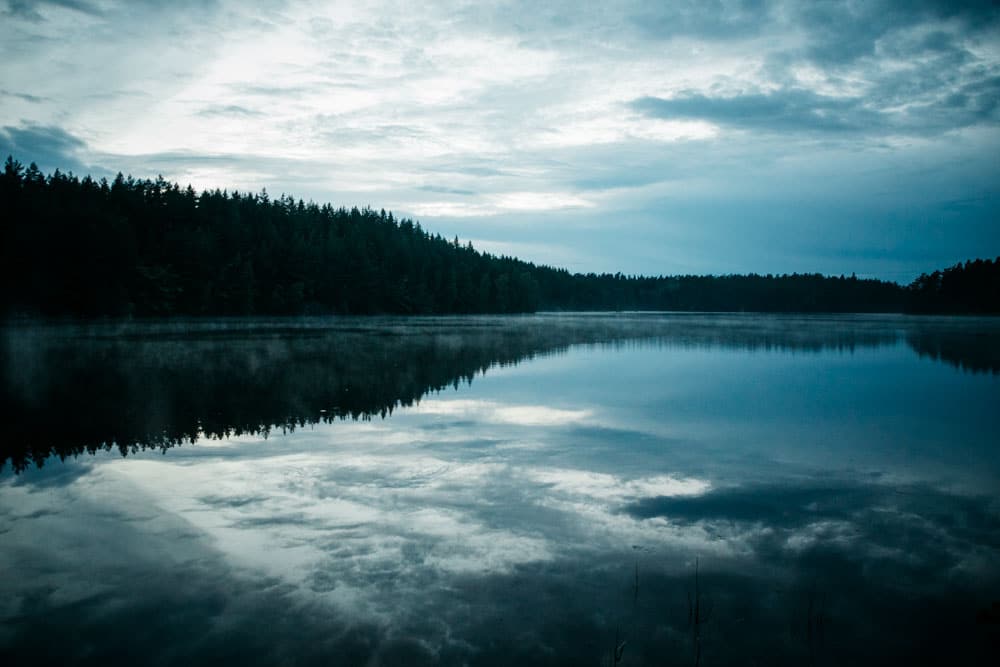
[2,157,996,317]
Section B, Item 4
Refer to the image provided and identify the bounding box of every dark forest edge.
[2,157,998,317]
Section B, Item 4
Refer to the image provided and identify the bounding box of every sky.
[1,0,998,281]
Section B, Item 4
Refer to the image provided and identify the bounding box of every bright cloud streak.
[410,399,592,426]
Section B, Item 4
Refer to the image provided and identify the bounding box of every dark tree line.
[1,158,545,316]
[906,258,1000,314]
[1,157,994,316]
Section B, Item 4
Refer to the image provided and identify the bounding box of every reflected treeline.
[906,325,1000,375]
[3,314,998,471]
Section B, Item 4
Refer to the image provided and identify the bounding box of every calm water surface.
[2,314,999,665]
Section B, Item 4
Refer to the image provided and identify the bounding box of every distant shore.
[3,158,998,318]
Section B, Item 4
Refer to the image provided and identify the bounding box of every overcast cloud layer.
[2,0,999,280]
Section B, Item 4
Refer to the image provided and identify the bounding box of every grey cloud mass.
[796,0,1000,65]
[0,123,93,175]
[3,0,103,22]
[632,90,887,134]
[1,0,998,280]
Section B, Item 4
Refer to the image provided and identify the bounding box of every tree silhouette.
[3,157,994,317]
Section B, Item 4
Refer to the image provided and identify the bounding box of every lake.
[2,313,999,665]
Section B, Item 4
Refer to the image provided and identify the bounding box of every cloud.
[9,458,92,488]
[6,415,999,664]
[627,0,776,41]
[2,0,103,22]
[194,104,265,118]
[404,191,595,218]
[624,481,876,527]
[528,468,710,503]
[404,201,497,218]
[632,89,885,134]
[410,399,592,426]
[491,191,595,212]
[632,73,1000,136]
[794,0,1000,66]
[417,185,477,196]
[0,89,49,103]
[622,477,1000,576]
[0,122,92,173]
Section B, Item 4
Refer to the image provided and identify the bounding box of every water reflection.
[3,314,998,471]
[1,314,999,665]
[906,324,1000,374]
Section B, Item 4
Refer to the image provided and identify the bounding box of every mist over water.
[2,314,999,665]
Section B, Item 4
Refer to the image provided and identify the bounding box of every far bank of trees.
[906,258,1000,314]
[1,157,995,317]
